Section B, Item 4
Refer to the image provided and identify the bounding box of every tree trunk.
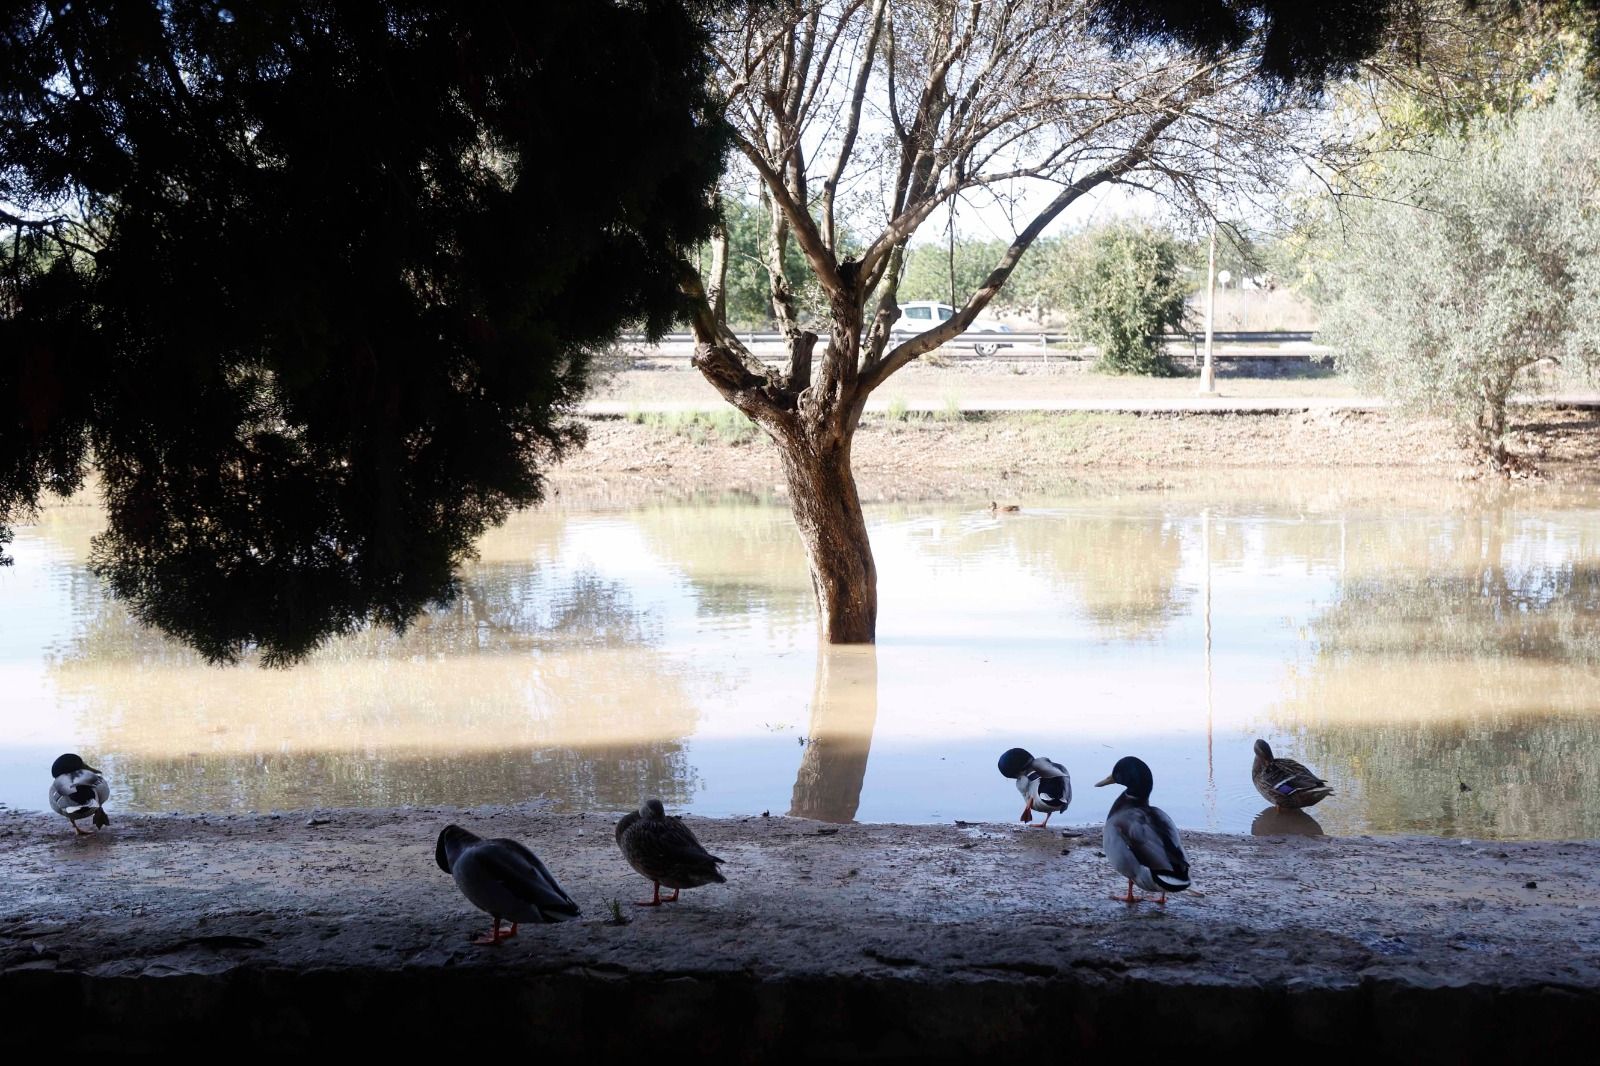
[774,424,877,643]
[1480,381,1511,472]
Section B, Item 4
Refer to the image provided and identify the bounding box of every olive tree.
[1317,84,1600,470]
[681,0,1393,643]
[1046,223,1189,375]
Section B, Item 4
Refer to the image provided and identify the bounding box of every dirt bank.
[3,807,1597,1057]
[550,407,1600,501]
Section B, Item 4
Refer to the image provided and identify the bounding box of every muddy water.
[2,473,1599,839]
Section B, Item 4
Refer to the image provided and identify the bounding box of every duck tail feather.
[92,808,110,828]
[1152,871,1191,891]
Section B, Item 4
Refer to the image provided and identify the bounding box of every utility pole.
[1199,124,1219,396]
[1200,220,1217,394]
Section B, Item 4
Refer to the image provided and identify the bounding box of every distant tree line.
[708,208,1290,336]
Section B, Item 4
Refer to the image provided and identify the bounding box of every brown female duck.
[1252,739,1334,810]
[615,798,726,906]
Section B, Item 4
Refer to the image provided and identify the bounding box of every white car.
[893,300,1014,356]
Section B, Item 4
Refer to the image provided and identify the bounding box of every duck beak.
[85,766,101,774]
[1094,773,1115,787]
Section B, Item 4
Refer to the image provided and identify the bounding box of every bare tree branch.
[859,110,1183,394]
[822,0,886,253]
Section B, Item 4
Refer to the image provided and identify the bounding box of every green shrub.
[1045,223,1187,376]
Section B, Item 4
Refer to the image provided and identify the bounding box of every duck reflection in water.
[789,647,879,824]
[1251,806,1325,837]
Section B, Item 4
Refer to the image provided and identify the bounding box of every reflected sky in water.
[3,474,1600,839]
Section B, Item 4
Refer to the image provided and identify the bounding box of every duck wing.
[1266,758,1332,797]
[1113,805,1190,888]
[50,771,106,815]
[615,809,640,846]
[1033,760,1071,808]
[464,840,581,922]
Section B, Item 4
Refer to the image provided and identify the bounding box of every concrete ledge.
[4,807,1598,1057]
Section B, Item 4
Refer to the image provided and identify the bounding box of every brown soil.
[552,407,1600,502]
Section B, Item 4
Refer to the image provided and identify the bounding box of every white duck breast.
[1104,802,1190,894]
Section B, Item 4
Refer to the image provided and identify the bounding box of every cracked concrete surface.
[3,806,1597,1057]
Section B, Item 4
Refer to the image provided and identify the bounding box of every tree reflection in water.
[26,476,1600,836]
[1284,501,1600,840]
[48,520,706,812]
[789,646,879,823]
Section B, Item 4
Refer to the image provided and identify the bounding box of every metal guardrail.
[613,329,1327,364]
[617,329,1318,346]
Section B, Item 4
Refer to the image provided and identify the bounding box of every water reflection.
[789,647,879,823]
[1280,494,1600,840]
[631,495,813,627]
[36,512,706,812]
[7,474,1600,838]
[1251,806,1325,837]
[903,501,1193,640]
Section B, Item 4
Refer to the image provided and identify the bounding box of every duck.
[990,501,1021,513]
[1095,755,1190,905]
[434,825,580,944]
[1252,739,1334,810]
[48,754,110,835]
[615,798,726,906]
[997,747,1071,827]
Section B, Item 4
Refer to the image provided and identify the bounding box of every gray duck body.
[435,825,580,925]
[1104,793,1191,894]
[615,799,726,891]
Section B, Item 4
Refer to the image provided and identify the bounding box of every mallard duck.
[48,754,110,835]
[615,798,726,906]
[990,501,1021,513]
[1095,756,1190,905]
[434,825,580,944]
[997,747,1071,827]
[1252,739,1333,810]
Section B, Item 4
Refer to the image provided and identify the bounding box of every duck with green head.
[48,754,110,836]
[997,747,1071,827]
[1095,756,1190,905]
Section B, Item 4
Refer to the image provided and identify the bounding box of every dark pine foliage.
[1089,0,1400,92]
[1092,1,1600,94]
[0,2,725,664]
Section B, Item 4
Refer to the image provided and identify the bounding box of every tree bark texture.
[776,424,877,643]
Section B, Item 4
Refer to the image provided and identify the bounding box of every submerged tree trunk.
[775,423,877,643]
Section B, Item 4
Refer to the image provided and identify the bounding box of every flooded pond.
[3,472,1599,840]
